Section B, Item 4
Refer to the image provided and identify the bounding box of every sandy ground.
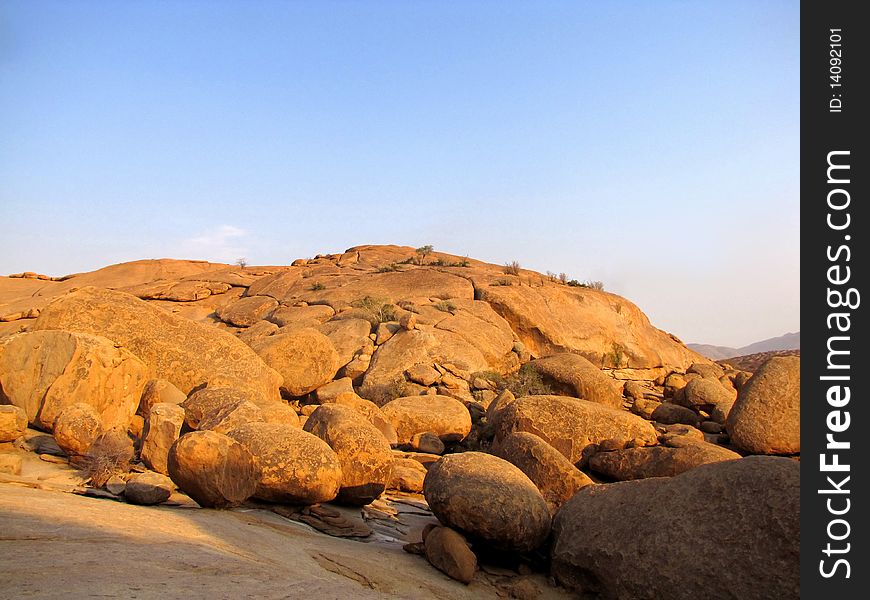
[0,447,571,600]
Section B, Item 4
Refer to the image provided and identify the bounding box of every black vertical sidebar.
[801,1,867,598]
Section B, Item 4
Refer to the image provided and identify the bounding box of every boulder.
[381,395,472,445]
[167,431,258,508]
[32,287,282,401]
[137,379,186,419]
[651,402,701,427]
[124,471,173,505]
[197,399,264,435]
[315,377,355,403]
[630,397,660,420]
[0,405,28,442]
[52,403,103,457]
[680,378,735,423]
[589,438,742,480]
[687,362,725,380]
[268,304,335,328]
[406,363,442,386]
[423,452,551,552]
[303,404,393,505]
[726,356,800,454]
[181,387,267,430]
[227,422,342,504]
[0,330,148,431]
[389,457,428,492]
[492,395,658,464]
[140,403,185,474]
[527,354,623,409]
[316,318,372,368]
[328,392,397,445]
[485,389,515,422]
[258,402,301,427]
[409,431,445,455]
[493,431,594,512]
[551,456,799,600]
[250,328,340,397]
[424,526,477,585]
[216,295,279,327]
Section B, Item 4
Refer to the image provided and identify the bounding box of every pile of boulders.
[0,281,800,600]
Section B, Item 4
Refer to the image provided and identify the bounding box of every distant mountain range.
[688,331,800,360]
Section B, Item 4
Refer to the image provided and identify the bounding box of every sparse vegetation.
[491,279,513,287]
[503,261,521,276]
[310,282,326,291]
[430,257,471,267]
[559,272,568,284]
[235,257,248,269]
[377,263,401,273]
[566,279,605,290]
[546,271,558,283]
[502,364,558,397]
[81,430,134,488]
[606,342,627,368]
[352,295,398,325]
[433,300,456,313]
[415,245,434,265]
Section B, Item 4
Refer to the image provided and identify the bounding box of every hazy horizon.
[0,1,799,348]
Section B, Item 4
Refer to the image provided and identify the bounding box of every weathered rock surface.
[217,296,279,327]
[137,378,186,419]
[181,387,267,430]
[124,471,173,505]
[227,422,342,505]
[32,287,282,401]
[680,377,735,423]
[409,431,445,455]
[167,430,258,508]
[589,438,742,480]
[0,330,148,431]
[258,402,301,427]
[423,452,551,552]
[197,399,264,435]
[327,392,398,445]
[0,405,28,442]
[650,402,701,427]
[389,457,428,492]
[424,526,477,585]
[493,431,593,512]
[527,354,623,409]
[303,404,393,505]
[492,395,658,463]
[52,403,103,457]
[251,328,340,397]
[140,403,185,474]
[381,395,472,445]
[551,456,799,600]
[726,356,800,454]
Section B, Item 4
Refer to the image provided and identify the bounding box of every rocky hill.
[689,331,800,360]
[0,244,799,599]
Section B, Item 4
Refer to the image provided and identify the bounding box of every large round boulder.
[250,328,340,397]
[381,395,472,445]
[726,356,800,454]
[423,452,551,552]
[493,431,593,512]
[53,403,104,457]
[0,330,148,431]
[526,354,624,409]
[492,395,658,464]
[140,402,185,475]
[551,456,799,600]
[680,377,735,423]
[181,387,266,430]
[328,391,398,445]
[31,286,282,402]
[227,422,342,504]
[303,404,393,505]
[167,430,258,508]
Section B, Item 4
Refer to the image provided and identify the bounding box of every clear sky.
[0,1,799,348]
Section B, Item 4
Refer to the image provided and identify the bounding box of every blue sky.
[0,1,799,347]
